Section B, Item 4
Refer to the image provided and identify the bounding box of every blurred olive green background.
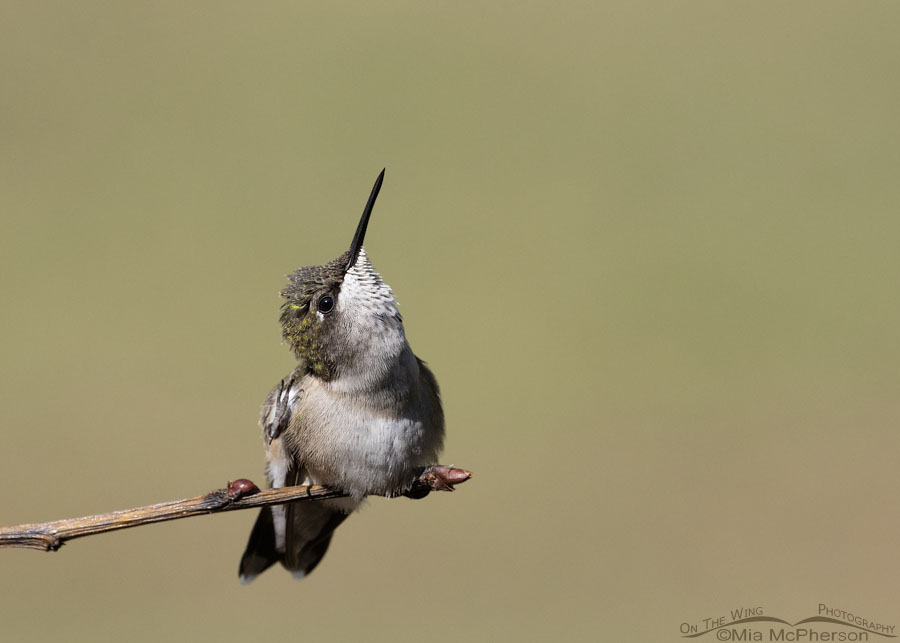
[2,2,900,641]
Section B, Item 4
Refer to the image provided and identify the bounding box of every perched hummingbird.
[239,170,445,583]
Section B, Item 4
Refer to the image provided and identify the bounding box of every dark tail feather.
[238,502,349,583]
[238,507,280,584]
[283,503,349,579]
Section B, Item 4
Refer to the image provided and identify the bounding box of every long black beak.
[347,169,385,270]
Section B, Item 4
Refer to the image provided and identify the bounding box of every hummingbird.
[238,170,445,583]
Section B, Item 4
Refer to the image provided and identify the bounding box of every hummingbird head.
[279,170,406,381]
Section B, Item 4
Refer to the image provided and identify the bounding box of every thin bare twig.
[0,465,472,552]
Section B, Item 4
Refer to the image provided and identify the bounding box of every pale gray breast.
[289,353,444,499]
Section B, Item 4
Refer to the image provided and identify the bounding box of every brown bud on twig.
[227,479,260,499]
[418,465,473,492]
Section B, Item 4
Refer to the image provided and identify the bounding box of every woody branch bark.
[0,465,471,552]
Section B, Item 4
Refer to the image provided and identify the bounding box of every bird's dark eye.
[317,295,335,314]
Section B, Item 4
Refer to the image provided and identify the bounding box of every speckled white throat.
[328,247,408,393]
